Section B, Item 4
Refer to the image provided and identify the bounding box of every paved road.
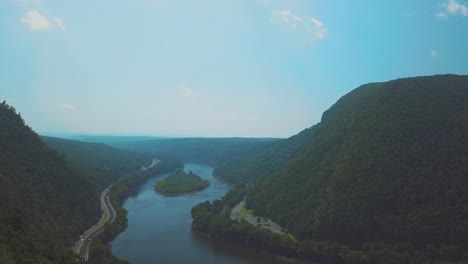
[230,199,285,235]
[74,187,116,261]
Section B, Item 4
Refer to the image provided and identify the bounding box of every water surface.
[111,163,307,264]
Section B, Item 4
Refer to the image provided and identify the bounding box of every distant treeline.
[111,137,280,166]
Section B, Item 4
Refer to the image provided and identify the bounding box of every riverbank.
[85,158,183,263]
[230,200,288,236]
[74,187,115,261]
[112,163,298,264]
[191,187,352,264]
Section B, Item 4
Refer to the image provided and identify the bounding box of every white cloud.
[55,17,66,32]
[446,0,468,15]
[20,10,50,31]
[309,17,327,39]
[437,0,468,19]
[271,10,327,39]
[435,12,449,19]
[59,103,77,111]
[179,84,196,100]
[431,50,438,58]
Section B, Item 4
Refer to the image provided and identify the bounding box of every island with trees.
[155,169,209,195]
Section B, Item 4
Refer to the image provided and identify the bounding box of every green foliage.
[200,75,468,263]
[214,127,318,184]
[0,102,99,263]
[155,169,209,195]
[41,136,151,188]
[191,198,352,264]
[114,137,280,166]
[89,156,183,263]
[88,238,129,264]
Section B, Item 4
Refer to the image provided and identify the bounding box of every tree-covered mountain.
[207,74,468,262]
[111,137,280,166]
[0,102,99,263]
[41,136,152,188]
[213,127,317,184]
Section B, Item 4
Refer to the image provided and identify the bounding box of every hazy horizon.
[2,0,467,137]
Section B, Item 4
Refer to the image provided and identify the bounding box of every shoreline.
[154,184,210,196]
[191,228,315,264]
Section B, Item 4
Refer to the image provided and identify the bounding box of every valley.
[1,75,467,264]
[3,2,467,262]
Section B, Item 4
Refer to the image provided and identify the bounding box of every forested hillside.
[41,136,152,187]
[113,137,280,166]
[0,102,99,263]
[214,127,316,184]
[197,75,468,263]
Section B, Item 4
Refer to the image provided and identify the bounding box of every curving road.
[74,186,116,261]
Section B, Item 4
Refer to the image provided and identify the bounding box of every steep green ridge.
[214,127,316,184]
[114,137,280,166]
[41,136,151,187]
[0,102,99,263]
[194,75,468,262]
[242,75,468,261]
[155,169,209,195]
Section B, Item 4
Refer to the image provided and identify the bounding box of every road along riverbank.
[74,186,116,261]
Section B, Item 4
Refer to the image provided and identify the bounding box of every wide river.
[111,163,302,264]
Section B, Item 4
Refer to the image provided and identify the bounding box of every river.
[111,163,306,264]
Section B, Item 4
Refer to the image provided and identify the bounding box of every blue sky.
[1,0,467,137]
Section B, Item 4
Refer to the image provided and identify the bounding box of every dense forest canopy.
[155,169,209,195]
[208,74,468,263]
[41,136,152,188]
[213,126,318,184]
[109,137,280,166]
[0,102,99,263]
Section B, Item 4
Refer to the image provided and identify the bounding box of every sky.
[1,0,467,138]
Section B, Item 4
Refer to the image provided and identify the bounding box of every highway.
[74,186,116,261]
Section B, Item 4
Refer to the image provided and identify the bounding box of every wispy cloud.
[59,103,77,111]
[446,0,468,15]
[436,0,468,19]
[435,12,449,19]
[179,84,196,100]
[431,50,438,58]
[271,10,327,39]
[20,10,50,31]
[55,17,66,32]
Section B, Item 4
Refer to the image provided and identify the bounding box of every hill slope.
[0,102,99,263]
[41,136,151,187]
[201,75,468,262]
[213,127,317,184]
[115,137,280,166]
[245,75,468,257]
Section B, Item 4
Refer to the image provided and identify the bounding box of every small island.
[155,169,210,195]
